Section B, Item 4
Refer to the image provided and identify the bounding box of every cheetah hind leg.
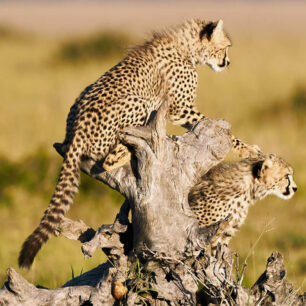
[54,142,130,171]
[231,135,263,159]
[103,143,131,171]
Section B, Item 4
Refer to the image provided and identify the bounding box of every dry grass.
[0,15,305,290]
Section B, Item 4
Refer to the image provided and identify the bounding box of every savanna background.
[0,0,305,292]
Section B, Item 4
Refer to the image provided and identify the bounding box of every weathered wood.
[116,103,232,259]
[0,267,93,306]
[1,105,305,305]
[251,252,306,305]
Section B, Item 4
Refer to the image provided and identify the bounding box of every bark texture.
[1,104,305,305]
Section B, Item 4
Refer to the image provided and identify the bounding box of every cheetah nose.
[226,60,230,66]
[293,187,297,193]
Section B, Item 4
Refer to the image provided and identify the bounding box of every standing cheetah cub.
[188,154,297,249]
[19,19,260,268]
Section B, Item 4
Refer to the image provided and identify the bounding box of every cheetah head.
[196,19,231,71]
[254,154,297,200]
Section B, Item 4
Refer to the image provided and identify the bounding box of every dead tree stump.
[1,104,305,305]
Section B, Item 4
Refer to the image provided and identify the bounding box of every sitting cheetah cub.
[188,154,297,249]
[19,19,260,268]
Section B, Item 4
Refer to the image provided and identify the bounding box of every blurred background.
[0,0,305,291]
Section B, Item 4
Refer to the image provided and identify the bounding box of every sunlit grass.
[57,32,130,63]
[0,30,305,290]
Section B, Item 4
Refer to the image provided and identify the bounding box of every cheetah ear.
[215,19,224,33]
[253,156,275,179]
[211,19,224,42]
[252,160,264,179]
[261,157,274,173]
[253,157,274,178]
[267,153,276,160]
[200,21,217,40]
[200,20,224,41]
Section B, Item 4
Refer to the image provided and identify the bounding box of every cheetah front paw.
[244,144,263,159]
[232,136,263,159]
[103,150,131,171]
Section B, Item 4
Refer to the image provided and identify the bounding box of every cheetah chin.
[206,62,227,72]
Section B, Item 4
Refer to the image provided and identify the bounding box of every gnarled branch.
[1,106,304,305]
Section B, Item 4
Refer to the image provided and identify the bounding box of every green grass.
[0,29,305,291]
[57,32,131,63]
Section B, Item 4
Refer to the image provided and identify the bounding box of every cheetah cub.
[19,19,260,268]
[188,154,297,249]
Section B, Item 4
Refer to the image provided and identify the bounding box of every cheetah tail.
[18,144,82,269]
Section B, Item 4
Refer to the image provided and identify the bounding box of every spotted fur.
[19,19,259,268]
[188,154,297,249]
